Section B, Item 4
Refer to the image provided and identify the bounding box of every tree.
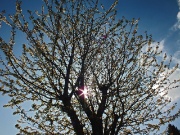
[167,124,180,135]
[0,0,180,134]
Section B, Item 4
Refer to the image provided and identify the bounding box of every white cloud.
[177,12,180,19]
[150,40,180,101]
[151,40,170,59]
[172,0,180,30]
[142,40,165,53]
[173,12,180,30]
[165,50,180,101]
[172,50,180,64]
[167,68,180,101]
[178,0,180,7]
[156,40,165,51]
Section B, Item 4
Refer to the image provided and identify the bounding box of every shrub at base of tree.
[167,124,180,135]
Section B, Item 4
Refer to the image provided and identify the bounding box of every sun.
[79,86,89,98]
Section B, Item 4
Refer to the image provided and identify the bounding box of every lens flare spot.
[79,86,89,98]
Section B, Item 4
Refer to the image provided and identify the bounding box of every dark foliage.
[167,124,180,135]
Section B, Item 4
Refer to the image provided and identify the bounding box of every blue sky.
[0,0,180,134]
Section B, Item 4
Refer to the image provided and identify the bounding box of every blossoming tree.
[0,0,180,134]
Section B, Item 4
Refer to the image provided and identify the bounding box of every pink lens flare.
[102,35,107,39]
[77,86,89,99]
